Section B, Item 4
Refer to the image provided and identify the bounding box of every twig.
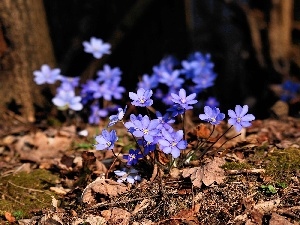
[277,206,300,219]
[8,181,44,193]
[0,190,25,205]
[89,195,159,209]
[225,168,265,175]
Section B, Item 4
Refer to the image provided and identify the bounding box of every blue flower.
[158,129,187,158]
[52,90,83,111]
[114,168,141,184]
[228,105,255,132]
[159,70,184,89]
[170,88,198,110]
[137,139,156,155]
[108,106,127,127]
[83,37,111,59]
[129,88,153,107]
[95,129,118,150]
[108,77,126,100]
[281,80,300,102]
[96,64,122,83]
[181,52,214,79]
[33,64,62,85]
[155,111,174,131]
[57,76,80,92]
[192,71,217,90]
[199,106,225,125]
[138,74,159,90]
[123,149,143,166]
[88,104,108,124]
[124,115,160,142]
[166,104,186,117]
[152,55,178,78]
[80,79,99,104]
[205,97,220,108]
[92,82,112,100]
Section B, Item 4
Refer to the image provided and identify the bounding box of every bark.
[0,0,56,122]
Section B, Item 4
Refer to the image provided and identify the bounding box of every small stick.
[225,168,265,175]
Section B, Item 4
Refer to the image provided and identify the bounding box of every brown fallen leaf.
[182,157,225,188]
[269,213,293,225]
[202,157,225,186]
[4,211,16,223]
[101,207,131,225]
[81,178,128,204]
[182,166,204,188]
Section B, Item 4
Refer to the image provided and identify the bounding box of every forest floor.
[0,111,300,225]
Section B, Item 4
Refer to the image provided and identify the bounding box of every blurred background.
[0,0,299,122]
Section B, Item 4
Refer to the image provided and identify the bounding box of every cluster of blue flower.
[33,36,255,184]
[96,86,255,183]
[33,36,221,125]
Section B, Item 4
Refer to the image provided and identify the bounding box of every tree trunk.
[0,0,56,122]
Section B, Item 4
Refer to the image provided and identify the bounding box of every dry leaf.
[202,157,225,186]
[182,167,204,188]
[269,213,293,225]
[132,199,152,215]
[253,198,280,214]
[4,211,16,223]
[101,207,130,225]
[81,178,128,204]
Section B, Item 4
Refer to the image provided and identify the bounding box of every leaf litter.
[0,117,300,224]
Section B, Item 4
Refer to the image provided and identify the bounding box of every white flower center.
[139,98,145,103]
[106,141,112,147]
[129,154,136,159]
[171,141,177,147]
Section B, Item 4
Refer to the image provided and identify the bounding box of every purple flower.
[88,105,108,124]
[181,52,214,79]
[171,89,198,110]
[152,55,178,78]
[155,111,174,131]
[95,129,118,150]
[158,129,187,158]
[205,97,220,108]
[33,64,62,85]
[129,88,153,107]
[137,139,156,155]
[123,149,143,166]
[92,82,112,100]
[138,74,159,90]
[52,90,83,111]
[166,104,186,117]
[96,64,122,82]
[228,105,255,132]
[199,106,225,125]
[124,115,160,142]
[159,70,184,88]
[108,106,127,127]
[80,79,99,104]
[108,77,126,100]
[57,76,80,92]
[83,37,111,59]
[192,71,217,90]
[281,80,300,102]
[114,168,141,184]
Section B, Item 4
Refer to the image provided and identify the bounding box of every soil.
[0,111,300,225]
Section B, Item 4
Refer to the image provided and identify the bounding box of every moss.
[264,147,300,183]
[222,162,252,170]
[0,169,60,219]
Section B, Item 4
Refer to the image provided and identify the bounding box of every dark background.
[43,0,300,119]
